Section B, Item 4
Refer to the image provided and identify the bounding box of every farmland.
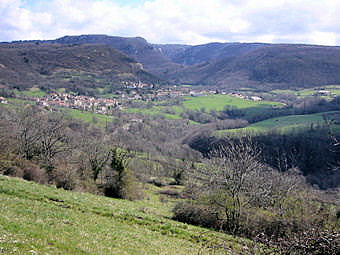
[216,111,340,136]
[181,95,282,111]
[270,85,340,99]
[60,108,115,128]
[126,94,284,121]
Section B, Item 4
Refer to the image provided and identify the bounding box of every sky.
[1,0,340,46]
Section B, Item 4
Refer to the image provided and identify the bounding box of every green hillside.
[0,176,254,255]
[271,85,340,99]
[216,111,340,135]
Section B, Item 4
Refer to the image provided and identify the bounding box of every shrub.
[0,155,47,184]
[53,163,78,190]
[256,229,340,255]
[146,177,167,187]
[21,160,47,184]
[172,169,186,185]
[103,149,143,201]
[0,159,24,178]
[241,212,305,240]
[157,189,181,198]
[172,202,222,230]
[104,168,142,200]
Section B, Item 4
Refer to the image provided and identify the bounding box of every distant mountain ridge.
[158,42,268,66]
[163,43,340,89]
[53,35,182,76]
[2,34,340,90]
[0,42,160,91]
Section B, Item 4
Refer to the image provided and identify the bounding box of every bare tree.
[195,137,290,235]
[77,129,111,182]
[187,137,306,236]
[37,113,69,169]
[12,106,69,169]
[14,106,44,160]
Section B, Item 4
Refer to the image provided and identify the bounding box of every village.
[30,84,264,114]
[0,81,264,115]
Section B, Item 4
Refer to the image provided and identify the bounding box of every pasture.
[216,111,340,136]
[0,176,254,255]
[61,108,115,127]
[126,94,284,121]
[271,85,340,99]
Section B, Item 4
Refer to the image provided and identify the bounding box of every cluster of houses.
[121,85,263,102]
[0,84,266,115]
[123,81,154,89]
[36,93,119,114]
[228,93,262,101]
[32,88,263,114]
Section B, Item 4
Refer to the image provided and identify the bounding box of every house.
[250,96,262,101]
[314,90,331,96]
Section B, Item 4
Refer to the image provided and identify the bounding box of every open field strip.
[216,111,340,136]
[126,95,283,121]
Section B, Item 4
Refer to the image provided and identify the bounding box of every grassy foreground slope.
[0,176,252,255]
[216,111,340,135]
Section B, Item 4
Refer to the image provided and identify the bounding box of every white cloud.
[0,0,339,45]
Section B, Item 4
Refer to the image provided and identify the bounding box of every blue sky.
[1,0,339,45]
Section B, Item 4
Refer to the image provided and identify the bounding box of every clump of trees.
[0,106,142,200]
[173,137,339,254]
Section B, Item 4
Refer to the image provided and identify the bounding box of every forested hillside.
[0,42,160,92]
[4,35,340,90]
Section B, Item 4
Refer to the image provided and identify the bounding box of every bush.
[104,168,142,200]
[157,189,181,198]
[52,163,78,190]
[21,160,47,184]
[241,211,305,240]
[256,229,340,255]
[0,155,47,184]
[172,202,222,230]
[0,158,22,177]
[172,199,339,255]
[103,149,143,201]
[146,177,167,187]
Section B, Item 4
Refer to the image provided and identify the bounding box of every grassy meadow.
[216,111,340,136]
[271,85,340,99]
[181,95,282,111]
[0,176,256,255]
[60,108,115,128]
[126,94,283,121]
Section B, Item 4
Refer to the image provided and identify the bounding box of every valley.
[0,34,339,255]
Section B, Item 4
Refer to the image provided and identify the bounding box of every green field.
[6,98,35,105]
[61,108,115,128]
[181,95,282,111]
[0,176,254,255]
[127,106,182,120]
[271,85,340,99]
[13,88,47,98]
[216,111,340,136]
[127,95,283,121]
